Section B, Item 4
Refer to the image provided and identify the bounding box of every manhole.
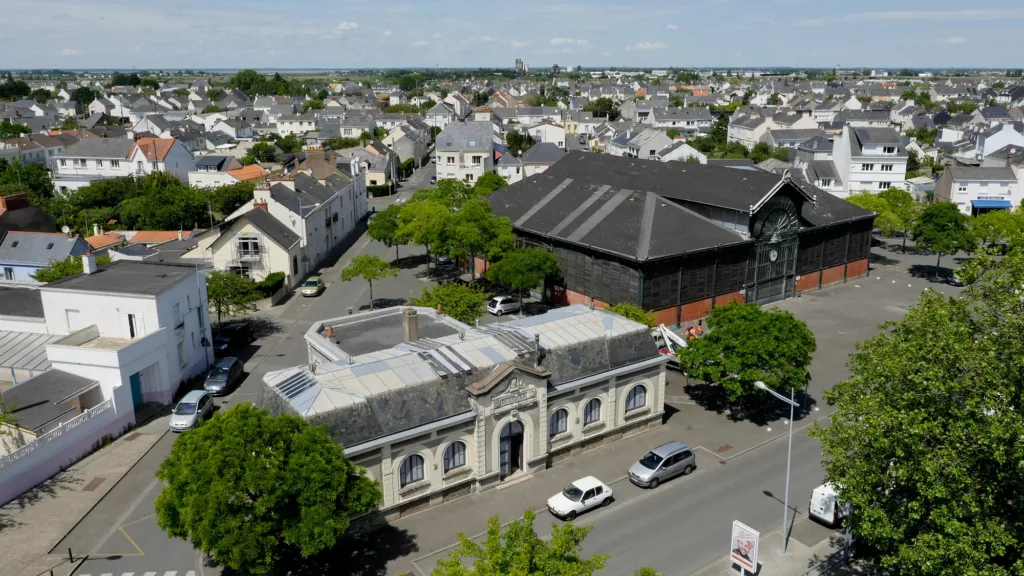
[713,444,733,454]
[82,476,106,492]
[123,432,142,442]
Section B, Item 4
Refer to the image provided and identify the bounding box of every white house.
[0,232,90,286]
[435,121,495,184]
[276,114,318,136]
[655,141,707,163]
[626,129,673,160]
[831,126,908,197]
[125,138,195,183]
[526,121,566,149]
[425,102,456,129]
[935,166,1020,215]
[182,208,303,287]
[51,139,137,193]
[975,123,1024,161]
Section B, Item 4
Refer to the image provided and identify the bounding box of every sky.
[2,0,1023,70]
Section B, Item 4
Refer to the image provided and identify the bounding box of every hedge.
[255,271,285,297]
[368,185,392,197]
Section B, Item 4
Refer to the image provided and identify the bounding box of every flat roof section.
[325,312,460,357]
[0,287,44,318]
[41,260,195,296]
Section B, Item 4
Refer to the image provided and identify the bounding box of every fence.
[0,396,130,505]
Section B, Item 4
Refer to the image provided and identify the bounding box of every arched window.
[625,385,647,412]
[443,442,466,473]
[549,408,569,437]
[399,454,424,487]
[584,398,602,425]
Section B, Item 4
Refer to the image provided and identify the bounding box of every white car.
[546,476,613,521]
[487,295,521,316]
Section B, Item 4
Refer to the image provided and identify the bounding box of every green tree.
[0,120,31,140]
[30,88,52,103]
[230,69,266,95]
[432,509,607,576]
[898,68,916,77]
[209,181,255,215]
[399,199,449,269]
[201,104,226,114]
[485,248,561,308]
[912,201,976,276]
[367,203,406,261]
[665,128,680,139]
[677,302,816,403]
[878,187,920,252]
[505,130,535,157]
[443,199,515,278]
[607,302,656,327]
[473,172,508,194]
[205,270,260,323]
[971,209,1019,246]
[139,77,160,90]
[274,133,304,154]
[324,136,361,150]
[70,86,99,106]
[846,191,902,237]
[340,254,397,310]
[155,404,381,575]
[811,256,1024,576]
[59,116,80,130]
[31,254,112,283]
[411,282,489,324]
[109,72,141,87]
[117,177,210,230]
[766,92,783,105]
[0,159,55,209]
[302,99,324,112]
[584,97,619,121]
[398,73,424,92]
[242,141,277,165]
[0,73,31,100]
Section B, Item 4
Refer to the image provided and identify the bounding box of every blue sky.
[2,0,1022,70]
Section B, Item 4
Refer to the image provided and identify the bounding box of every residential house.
[764,129,827,149]
[425,102,457,129]
[126,138,195,183]
[2,134,74,170]
[526,121,566,149]
[182,207,303,287]
[831,126,908,197]
[444,92,472,118]
[520,143,565,178]
[212,119,253,140]
[435,121,495,184]
[972,106,1013,128]
[187,155,245,188]
[655,141,707,164]
[935,166,1020,215]
[975,123,1024,160]
[382,124,430,167]
[51,139,137,193]
[626,129,674,160]
[276,114,318,137]
[728,112,772,149]
[132,115,175,139]
[0,231,90,285]
[650,107,713,133]
[496,154,524,184]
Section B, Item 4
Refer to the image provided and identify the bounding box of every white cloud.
[511,40,531,48]
[412,40,429,47]
[628,41,667,51]
[336,21,359,31]
[550,37,588,45]
[381,30,393,38]
[58,48,79,56]
[666,24,678,30]
[940,36,966,44]
[798,8,1024,25]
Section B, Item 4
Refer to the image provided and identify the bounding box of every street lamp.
[754,380,800,555]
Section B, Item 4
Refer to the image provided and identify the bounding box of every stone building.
[258,305,666,519]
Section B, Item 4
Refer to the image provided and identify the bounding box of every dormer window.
[883,146,896,154]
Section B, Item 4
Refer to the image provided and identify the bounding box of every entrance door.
[499,421,525,480]
[129,372,143,407]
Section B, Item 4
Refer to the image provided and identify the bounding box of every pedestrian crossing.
[78,572,196,576]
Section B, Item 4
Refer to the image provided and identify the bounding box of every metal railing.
[0,398,114,469]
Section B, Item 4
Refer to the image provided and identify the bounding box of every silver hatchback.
[628,441,696,489]
[169,390,213,432]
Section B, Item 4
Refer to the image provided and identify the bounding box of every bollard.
[68,548,73,563]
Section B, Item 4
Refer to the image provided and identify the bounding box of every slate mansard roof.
[260,305,660,448]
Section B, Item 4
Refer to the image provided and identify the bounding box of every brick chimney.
[253,200,269,211]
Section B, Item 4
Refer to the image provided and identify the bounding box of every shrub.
[254,271,285,297]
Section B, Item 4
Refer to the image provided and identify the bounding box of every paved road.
[66,167,440,576]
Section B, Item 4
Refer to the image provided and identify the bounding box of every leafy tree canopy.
[367,203,406,261]
[0,120,31,140]
[473,172,508,194]
[340,254,397,309]
[912,201,976,273]
[485,248,561,306]
[242,141,278,165]
[209,181,255,216]
[156,404,382,575]
[411,282,489,324]
[677,302,816,402]
[431,509,607,576]
[205,270,260,323]
[505,130,536,157]
[584,97,620,121]
[607,302,656,327]
[811,248,1024,576]
[0,73,31,100]
[31,253,112,283]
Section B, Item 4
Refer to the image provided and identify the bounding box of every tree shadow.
[521,301,552,316]
[868,252,900,266]
[273,524,420,576]
[247,316,284,340]
[0,464,86,534]
[358,298,408,312]
[682,381,818,426]
[906,264,953,283]
[392,253,427,270]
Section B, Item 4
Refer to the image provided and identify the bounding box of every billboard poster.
[730,520,759,573]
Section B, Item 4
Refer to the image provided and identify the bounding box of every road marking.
[164,572,177,576]
[144,572,157,576]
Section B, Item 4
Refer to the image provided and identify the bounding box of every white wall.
[948,179,1020,215]
[189,171,239,188]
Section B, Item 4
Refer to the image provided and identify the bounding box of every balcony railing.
[237,249,262,262]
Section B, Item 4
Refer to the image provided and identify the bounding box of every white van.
[808,483,851,527]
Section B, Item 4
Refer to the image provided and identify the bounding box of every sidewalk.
[695,521,875,576]
[0,415,167,576]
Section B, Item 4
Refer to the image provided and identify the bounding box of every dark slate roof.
[1,370,99,432]
[520,142,565,164]
[791,180,873,226]
[0,286,44,318]
[489,153,753,261]
[0,232,89,266]
[111,243,156,258]
[268,173,337,217]
[194,155,233,170]
[854,127,901,145]
[221,209,300,249]
[41,260,195,296]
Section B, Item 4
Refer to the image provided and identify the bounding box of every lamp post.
[754,380,800,555]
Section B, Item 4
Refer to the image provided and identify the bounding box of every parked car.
[808,483,851,527]
[301,275,325,297]
[430,253,453,265]
[628,441,696,489]
[169,390,213,432]
[487,295,521,316]
[546,476,613,521]
[204,357,244,396]
[213,323,253,357]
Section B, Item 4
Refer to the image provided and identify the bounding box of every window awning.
[971,199,1012,209]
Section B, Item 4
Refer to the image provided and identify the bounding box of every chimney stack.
[177,229,184,241]
[402,308,419,343]
[93,223,100,237]
[82,252,98,274]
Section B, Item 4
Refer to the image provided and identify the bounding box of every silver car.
[204,357,244,396]
[628,441,696,489]
[169,390,213,432]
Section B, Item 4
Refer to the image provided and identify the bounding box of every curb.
[46,427,170,556]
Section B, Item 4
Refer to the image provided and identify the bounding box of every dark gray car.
[204,357,244,396]
[627,441,696,489]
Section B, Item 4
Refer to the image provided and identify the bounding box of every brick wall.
[847,258,868,279]
[714,291,745,307]
[795,273,819,292]
[680,297,714,323]
[820,264,846,287]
